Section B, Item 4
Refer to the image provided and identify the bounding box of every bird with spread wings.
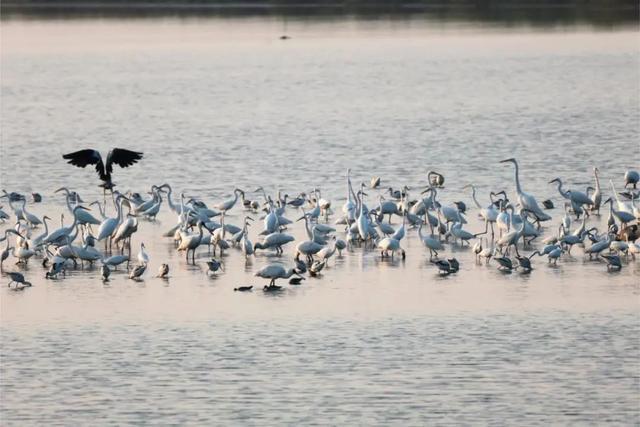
[62,148,143,192]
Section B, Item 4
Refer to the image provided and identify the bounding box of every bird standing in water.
[157,263,170,278]
[101,264,111,281]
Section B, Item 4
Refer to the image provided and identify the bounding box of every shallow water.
[1,16,639,425]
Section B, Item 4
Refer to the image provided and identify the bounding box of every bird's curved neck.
[511,161,523,194]
[165,187,179,212]
[469,186,481,209]
[554,180,568,197]
[65,195,75,213]
[116,200,124,223]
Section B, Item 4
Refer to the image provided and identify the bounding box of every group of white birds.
[1,159,639,290]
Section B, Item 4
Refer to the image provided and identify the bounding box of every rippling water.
[1,16,639,425]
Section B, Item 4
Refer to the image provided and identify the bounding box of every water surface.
[1,17,639,425]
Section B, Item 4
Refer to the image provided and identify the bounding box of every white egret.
[177,222,204,264]
[95,195,126,251]
[418,222,444,260]
[253,232,295,255]
[137,242,150,265]
[317,239,338,264]
[113,214,138,252]
[500,158,551,223]
[254,264,301,288]
[590,167,602,214]
[19,199,42,227]
[377,237,405,259]
[43,206,89,246]
[549,178,593,214]
[295,240,323,264]
[216,188,245,213]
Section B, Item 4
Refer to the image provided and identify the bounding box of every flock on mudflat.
[1,148,639,291]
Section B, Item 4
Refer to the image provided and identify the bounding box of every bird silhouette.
[62,148,143,191]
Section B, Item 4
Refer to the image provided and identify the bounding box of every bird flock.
[1,151,639,291]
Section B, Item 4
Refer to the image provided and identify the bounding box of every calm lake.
[1,13,639,425]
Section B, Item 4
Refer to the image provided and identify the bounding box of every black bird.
[7,272,32,288]
[515,255,533,272]
[494,256,514,271]
[447,258,460,273]
[62,148,143,192]
[601,254,622,271]
[431,259,453,275]
[1,190,25,202]
[289,277,306,285]
[234,286,253,292]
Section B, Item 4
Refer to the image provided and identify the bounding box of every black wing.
[62,149,107,181]
[105,148,143,175]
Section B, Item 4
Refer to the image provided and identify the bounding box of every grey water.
[1,15,639,425]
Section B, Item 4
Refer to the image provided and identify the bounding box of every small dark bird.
[294,258,307,274]
[515,255,533,272]
[453,202,466,215]
[287,194,306,208]
[280,35,290,40]
[601,254,622,271]
[447,258,460,273]
[388,187,409,200]
[7,272,32,288]
[62,148,143,192]
[45,261,65,279]
[157,263,169,278]
[206,258,223,274]
[542,199,554,209]
[129,263,147,280]
[234,285,253,292]
[1,190,25,202]
[101,264,111,281]
[494,256,514,271]
[431,259,453,275]
[289,277,305,285]
[32,193,42,203]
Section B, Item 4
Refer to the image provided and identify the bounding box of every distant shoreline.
[3,1,637,25]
